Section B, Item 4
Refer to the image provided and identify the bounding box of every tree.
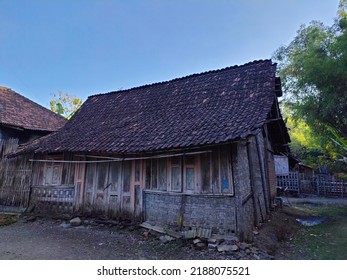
[50,91,83,119]
[274,0,347,170]
[282,104,346,173]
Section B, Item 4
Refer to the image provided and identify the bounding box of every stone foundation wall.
[144,191,237,235]
[241,198,255,241]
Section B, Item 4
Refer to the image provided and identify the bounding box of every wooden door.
[120,159,144,220]
[121,160,132,218]
[93,162,108,211]
[132,159,143,221]
[83,162,96,212]
[82,161,108,213]
[81,159,144,219]
[106,161,121,216]
[74,161,86,210]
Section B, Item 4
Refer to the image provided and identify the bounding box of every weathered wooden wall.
[30,153,76,214]
[28,133,274,241]
[31,156,135,217]
[83,160,128,217]
[144,146,234,195]
[0,138,18,158]
[0,139,32,208]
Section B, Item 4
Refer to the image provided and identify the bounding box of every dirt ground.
[0,196,345,260]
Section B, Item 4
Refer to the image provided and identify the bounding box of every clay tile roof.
[24,59,289,154]
[0,87,66,132]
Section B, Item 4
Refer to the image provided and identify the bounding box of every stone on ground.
[70,217,82,226]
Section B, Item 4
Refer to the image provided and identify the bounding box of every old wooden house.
[19,60,290,240]
[0,86,66,145]
[0,86,66,209]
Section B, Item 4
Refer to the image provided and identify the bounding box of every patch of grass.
[0,214,17,226]
[302,204,347,218]
[290,204,347,260]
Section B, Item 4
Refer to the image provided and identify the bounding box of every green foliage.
[50,91,83,119]
[338,0,347,19]
[283,104,347,173]
[284,107,327,168]
[274,0,347,172]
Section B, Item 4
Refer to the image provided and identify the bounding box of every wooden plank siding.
[143,146,234,196]
[25,133,275,241]
[28,134,275,240]
[30,144,236,217]
[30,153,75,213]
[263,125,278,202]
[0,139,32,209]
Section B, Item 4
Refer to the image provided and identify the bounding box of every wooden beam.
[140,222,182,238]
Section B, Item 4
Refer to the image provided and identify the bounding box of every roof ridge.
[91,59,273,98]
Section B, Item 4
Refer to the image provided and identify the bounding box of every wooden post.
[255,133,270,214]
[246,141,260,225]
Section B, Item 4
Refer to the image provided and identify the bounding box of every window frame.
[43,156,63,186]
[168,156,182,192]
[183,155,198,194]
[143,147,234,195]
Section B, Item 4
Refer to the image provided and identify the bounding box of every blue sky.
[0,0,340,108]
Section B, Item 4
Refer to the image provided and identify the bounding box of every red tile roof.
[22,60,290,154]
[0,87,66,132]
